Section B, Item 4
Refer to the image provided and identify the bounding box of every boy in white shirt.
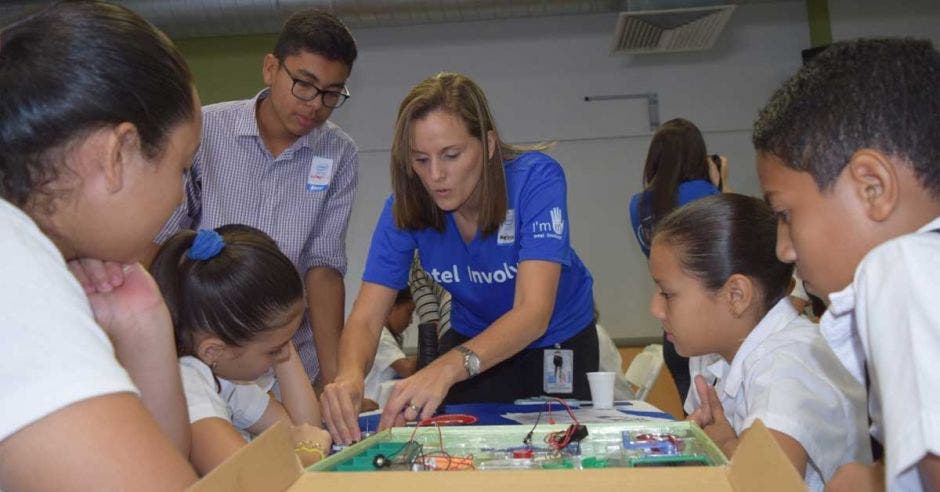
[753,38,940,491]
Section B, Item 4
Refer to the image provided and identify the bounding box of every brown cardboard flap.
[188,421,302,492]
[727,419,807,492]
[290,467,735,492]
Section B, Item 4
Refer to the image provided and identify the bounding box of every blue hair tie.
[187,229,225,261]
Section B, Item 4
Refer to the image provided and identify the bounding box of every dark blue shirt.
[629,179,719,257]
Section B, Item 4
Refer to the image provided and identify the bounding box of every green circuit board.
[308,420,727,472]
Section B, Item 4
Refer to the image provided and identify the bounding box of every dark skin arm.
[390,356,418,378]
[0,394,196,490]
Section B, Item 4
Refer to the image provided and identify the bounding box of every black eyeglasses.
[280,64,350,109]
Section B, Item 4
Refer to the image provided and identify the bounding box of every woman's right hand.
[321,374,365,445]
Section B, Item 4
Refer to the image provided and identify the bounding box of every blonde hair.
[390,72,549,234]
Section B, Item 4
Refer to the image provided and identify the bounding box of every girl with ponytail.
[151,224,331,475]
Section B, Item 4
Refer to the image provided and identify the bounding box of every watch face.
[459,346,481,377]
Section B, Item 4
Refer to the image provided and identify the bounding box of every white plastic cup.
[586,371,616,409]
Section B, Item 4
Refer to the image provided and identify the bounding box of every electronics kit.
[312,400,726,473]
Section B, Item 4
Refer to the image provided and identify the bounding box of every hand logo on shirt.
[550,207,565,236]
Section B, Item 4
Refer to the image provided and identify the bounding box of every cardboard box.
[310,420,728,472]
[189,419,807,492]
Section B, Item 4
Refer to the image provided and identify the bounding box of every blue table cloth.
[358,402,675,432]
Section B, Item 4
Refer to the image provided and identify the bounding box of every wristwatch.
[455,345,481,377]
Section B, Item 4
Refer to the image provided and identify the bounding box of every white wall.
[329,0,939,341]
[830,0,940,43]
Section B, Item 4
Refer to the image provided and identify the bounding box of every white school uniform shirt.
[0,199,138,443]
[843,216,940,491]
[791,274,810,302]
[363,327,408,402]
[685,298,871,491]
[179,356,275,441]
[818,293,867,387]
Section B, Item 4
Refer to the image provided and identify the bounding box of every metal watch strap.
[455,345,480,377]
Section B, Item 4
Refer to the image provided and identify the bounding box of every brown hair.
[150,224,304,356]
[637,118,711,243]
[753,38,940,196]
[390,72,548,235]
[274,9,357,69]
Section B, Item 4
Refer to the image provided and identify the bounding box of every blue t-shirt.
[629,179,719,257]
[363,151,594,348]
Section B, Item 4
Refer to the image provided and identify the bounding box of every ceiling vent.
[610,4,735,55]
[0,1,631,39]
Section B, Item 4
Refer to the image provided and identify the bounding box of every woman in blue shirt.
[322,73,597,443]
[628,118,728,406]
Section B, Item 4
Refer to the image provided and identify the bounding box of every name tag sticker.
[306,157,334,192]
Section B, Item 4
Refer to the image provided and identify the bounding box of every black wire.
[523,410,543,447]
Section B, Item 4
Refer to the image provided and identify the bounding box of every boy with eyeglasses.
[156,9,359,389]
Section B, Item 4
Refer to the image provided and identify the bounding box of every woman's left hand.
[378,357,461,430]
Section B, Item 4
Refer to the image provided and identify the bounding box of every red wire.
[541,398,580,451]
[405,419,476,471]
[418,414,478,426]
[545,397,581,425]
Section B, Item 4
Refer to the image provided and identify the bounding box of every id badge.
[306,156,334,192]
[543,348,573,394]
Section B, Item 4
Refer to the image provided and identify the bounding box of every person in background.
[156,8,359,388]
[150,226,331,475]
[628,118,729,408]
[322,72,598,444]
[0,1,201,488]
[650,194,869,491]
[361,288,419,411]
[753,38,940,491]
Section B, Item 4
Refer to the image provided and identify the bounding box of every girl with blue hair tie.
[150,224,331,475]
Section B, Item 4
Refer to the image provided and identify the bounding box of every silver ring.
[408,402,419,412]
